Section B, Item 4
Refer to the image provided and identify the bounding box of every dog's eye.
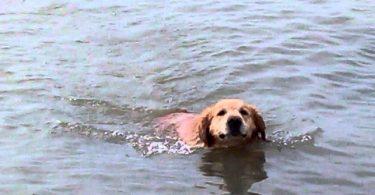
[217,109,226,116]
[240,109,249,116]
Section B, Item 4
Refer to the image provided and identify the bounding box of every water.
[1,0,374,194]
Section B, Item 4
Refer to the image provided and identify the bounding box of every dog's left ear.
[247,105,267,141]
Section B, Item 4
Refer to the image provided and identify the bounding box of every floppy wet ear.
[247,105,267,141]
[196,107,214,147]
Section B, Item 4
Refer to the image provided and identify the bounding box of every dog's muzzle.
[227,116,243,136]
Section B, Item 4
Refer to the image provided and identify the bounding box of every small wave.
[268,127,323,149]
[54,121,322,155]
[53,121,195,157]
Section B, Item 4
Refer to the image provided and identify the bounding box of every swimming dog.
[155,99,266,148]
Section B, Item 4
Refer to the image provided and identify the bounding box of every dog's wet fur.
[155,99,266,148]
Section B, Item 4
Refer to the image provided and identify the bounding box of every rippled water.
[1,0,374,194]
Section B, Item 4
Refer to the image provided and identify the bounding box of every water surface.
[0,0,374,194]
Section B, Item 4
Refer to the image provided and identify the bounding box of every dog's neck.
[174,114,205,147]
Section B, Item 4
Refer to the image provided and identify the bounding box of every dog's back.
[154,112,198,140]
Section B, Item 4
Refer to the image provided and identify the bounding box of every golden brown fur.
[156,99,267,148]
[193,99,266,147]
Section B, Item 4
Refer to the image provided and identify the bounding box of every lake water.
[0,0,374,194]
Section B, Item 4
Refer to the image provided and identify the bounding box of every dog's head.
[195,99,266,147]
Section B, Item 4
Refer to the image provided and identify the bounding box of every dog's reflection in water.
[199,146,267,194]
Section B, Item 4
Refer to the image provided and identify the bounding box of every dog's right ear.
[196,107,214,147]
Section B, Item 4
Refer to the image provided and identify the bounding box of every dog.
[155,99,266,148]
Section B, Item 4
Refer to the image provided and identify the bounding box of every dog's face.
[196,99,266,147]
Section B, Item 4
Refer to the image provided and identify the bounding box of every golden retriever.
[155,99,266,148]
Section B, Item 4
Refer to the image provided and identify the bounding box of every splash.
[267,127,323,149]
[53,121,195,156]
[119,130,194,156]
[53,121,322,155]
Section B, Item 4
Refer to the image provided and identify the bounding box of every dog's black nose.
[227,117,242,136]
